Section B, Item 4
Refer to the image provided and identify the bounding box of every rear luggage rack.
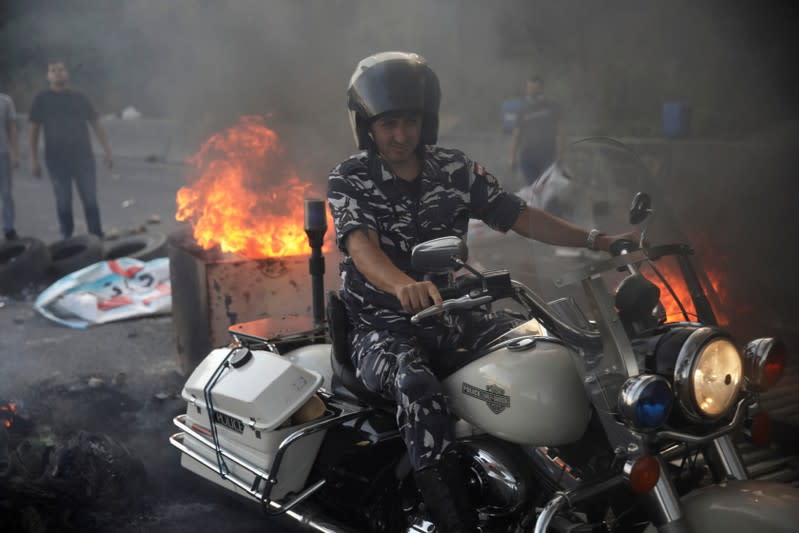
[170,395,365,515]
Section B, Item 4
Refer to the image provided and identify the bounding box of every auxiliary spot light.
[618,374,673,430]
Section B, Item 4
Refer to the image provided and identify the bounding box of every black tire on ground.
[48,234,105,278]
[0,237,52,295]
[103,232,167,261]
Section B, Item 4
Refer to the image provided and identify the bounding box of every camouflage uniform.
[328,146,526,471]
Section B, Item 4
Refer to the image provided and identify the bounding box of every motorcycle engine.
[455,438,533,518]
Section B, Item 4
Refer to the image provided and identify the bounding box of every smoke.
[5,1,798,175]
[3,0,798,339]
[109,0,530,184]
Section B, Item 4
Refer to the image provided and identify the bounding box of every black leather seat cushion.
[327,291,395,411]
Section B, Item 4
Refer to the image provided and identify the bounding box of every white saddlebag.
[179,347,326,501]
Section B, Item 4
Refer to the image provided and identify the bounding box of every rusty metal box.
[168,230,341,374]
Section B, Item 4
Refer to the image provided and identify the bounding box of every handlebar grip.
[438,286,462,300]
[609,238,639,257]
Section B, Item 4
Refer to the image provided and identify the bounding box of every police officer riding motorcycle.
[169,52,799,533]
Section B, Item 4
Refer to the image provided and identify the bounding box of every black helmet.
[347,51,441,150]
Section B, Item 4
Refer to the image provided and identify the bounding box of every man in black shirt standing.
[0,92,20,240]
[29,61,113,239]
[510,75,560,185]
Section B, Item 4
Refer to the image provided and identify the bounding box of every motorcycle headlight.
[674,328,743,422]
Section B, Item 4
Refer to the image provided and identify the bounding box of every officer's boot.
[414,453,478,533]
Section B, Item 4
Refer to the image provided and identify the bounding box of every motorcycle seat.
[326,292,478,409]
[327,291,396,411]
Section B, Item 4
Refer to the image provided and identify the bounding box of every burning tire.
[0,238,51,295]
[48,234,104,278]
[103,232,167,261]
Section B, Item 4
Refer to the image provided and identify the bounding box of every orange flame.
[176,116,330,259]
[644,258,729,325]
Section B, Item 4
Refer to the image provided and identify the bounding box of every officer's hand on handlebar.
[395,281,443,313]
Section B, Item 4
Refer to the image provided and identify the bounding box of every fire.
[176,115,331,259]
[643,258,729,325]
[1,401,18,429]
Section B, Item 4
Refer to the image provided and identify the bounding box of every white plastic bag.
[35,257,171,329]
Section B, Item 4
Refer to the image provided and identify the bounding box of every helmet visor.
[349,59,429,119]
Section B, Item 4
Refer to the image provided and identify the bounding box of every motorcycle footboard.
[170,400,364,514]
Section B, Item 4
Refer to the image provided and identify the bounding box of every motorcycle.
[169,155,799,533]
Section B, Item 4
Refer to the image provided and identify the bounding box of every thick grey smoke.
[3,0,798,341]
[6,1,796,176]
[112,0,530,184]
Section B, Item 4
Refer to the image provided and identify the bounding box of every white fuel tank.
[443,327,591,446]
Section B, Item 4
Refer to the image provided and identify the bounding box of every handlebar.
[609,238,639,257]
[409,281,603,353]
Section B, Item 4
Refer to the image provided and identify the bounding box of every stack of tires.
[0,238,52,295]
[0,232,167,296]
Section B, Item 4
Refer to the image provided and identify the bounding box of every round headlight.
[674,328,743,422]
[692,338,742,416]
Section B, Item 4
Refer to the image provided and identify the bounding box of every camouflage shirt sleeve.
[327,157,379,253]
[463,154,525,233]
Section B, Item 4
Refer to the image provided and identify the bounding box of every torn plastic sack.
[34,257,171,329]
[517,163,574,214]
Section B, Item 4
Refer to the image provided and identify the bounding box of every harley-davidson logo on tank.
[462,382,511,414]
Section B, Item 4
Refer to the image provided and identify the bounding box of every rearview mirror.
[629,192,652,225]
[411,237,468,273]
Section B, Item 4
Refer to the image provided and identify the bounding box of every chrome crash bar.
[169,399,364,517]
[534,475,625,533]
[655,397,750,445]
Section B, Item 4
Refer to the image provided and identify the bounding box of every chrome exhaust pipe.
[274,499,360,533]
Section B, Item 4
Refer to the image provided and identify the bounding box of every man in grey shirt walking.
[0,92,20,240]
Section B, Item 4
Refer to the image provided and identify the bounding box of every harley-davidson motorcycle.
[169,146,799,532]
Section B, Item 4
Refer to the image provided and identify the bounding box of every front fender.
[680,480,799,533]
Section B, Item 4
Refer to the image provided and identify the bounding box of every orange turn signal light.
[628,455,660,493]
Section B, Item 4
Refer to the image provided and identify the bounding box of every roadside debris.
[34,257,171,329]
[0,429,147,531]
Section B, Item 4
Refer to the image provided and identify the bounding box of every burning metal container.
[170,116,340,374]
[169,228,340,375]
